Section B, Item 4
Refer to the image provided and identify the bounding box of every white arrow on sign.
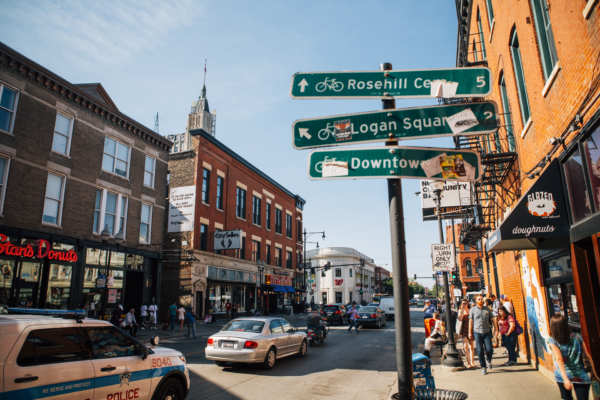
[299,128,311,139]
[298,79,309,92]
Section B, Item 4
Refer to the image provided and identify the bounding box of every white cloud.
[0,0,201,69]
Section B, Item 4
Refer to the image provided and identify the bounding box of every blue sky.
[0,0,460,288]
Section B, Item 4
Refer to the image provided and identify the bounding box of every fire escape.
[450,0,521,246]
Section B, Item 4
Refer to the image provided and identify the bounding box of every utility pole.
[383,62,414,400]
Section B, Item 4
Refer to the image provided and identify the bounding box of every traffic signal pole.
[383,62,414,400]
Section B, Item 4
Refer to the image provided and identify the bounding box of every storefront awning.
[270,285,287,293]
[486,159,570,253]
[285,286,295,293]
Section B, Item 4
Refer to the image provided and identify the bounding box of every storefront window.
[125,254,144,269]
[47,264,72,309]
[582,127,600,213]
[0,259,15,305]
[85,248,126,268]
[564,148,593,223]
[543,252,580,328]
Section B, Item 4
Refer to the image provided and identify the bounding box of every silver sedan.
[205,317,308,369]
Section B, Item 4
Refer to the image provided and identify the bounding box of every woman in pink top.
[497,306,517,366]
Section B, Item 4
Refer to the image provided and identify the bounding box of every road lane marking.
[184,349,206,356]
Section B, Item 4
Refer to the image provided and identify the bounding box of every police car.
[0,309,189,400]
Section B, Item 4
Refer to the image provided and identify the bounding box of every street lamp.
[431,180,464,369]
[302,228,325,303]
[256,260,266,315]
[99,227,123,321]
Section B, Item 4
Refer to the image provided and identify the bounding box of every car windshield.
[359,307,377,313]
[323,306,339,312]
[222,320,265,333]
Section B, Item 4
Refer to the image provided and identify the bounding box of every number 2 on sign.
[151,357,172,368]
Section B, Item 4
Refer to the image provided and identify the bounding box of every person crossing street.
[347,302,359,334]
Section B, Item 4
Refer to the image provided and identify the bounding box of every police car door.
[3,326,96,400]
[83,326,152,400]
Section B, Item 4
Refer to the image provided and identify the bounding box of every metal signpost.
[292,102,498,149]
[290,67,492,99]
[306,146,482,182]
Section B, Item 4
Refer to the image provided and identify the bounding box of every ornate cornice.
[0,43,172,151]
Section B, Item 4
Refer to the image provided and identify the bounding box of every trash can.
[392,390,468,400]
[412,353,435,390]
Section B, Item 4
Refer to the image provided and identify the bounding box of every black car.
[322,303,347,325]
[356,306,387,329]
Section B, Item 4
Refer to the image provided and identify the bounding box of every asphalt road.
[163,307,426,400]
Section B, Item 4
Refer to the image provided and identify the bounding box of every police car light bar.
[7,308,87,318]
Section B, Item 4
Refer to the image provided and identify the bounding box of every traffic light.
[360,258,365,268]
[324,262,331,271]
[451,271,457,280]
[359,288,363,294]
[310,268,315,274]
[321,270,326,277]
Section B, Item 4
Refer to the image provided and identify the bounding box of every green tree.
[382,278,394,294]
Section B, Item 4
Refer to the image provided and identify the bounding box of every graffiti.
[520,251,548,360]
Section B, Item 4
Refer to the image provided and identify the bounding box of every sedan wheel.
[215,361,227,367]
[377,319,381,329]
[263,347,276,370]
[298,340,308,358]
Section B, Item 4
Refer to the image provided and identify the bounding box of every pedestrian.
[140,302,148,330]
[422,300,436,321]
[423,312,444,358]
[548,314,599,400]
[347,302,359,334]
[186,307,198,339]
[489,294,501,347]
[232,303,238,319]
[500,294,513,315]
[458,299,476,368]
[310,299,315,311]
[168,301,177,332]
[177,305,186,332]
[124,308,139,337]
[225,299,232,319]
[148,301,158,329]
[110,305,123,328]
[496,306,518,366]
[469,294,497,375]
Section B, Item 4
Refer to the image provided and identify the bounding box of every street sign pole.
[383,62,414,400]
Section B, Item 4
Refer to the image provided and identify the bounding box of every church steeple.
[186,60,214,137]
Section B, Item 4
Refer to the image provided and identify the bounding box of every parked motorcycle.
[307,322,329,346]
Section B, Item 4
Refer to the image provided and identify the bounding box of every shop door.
[335,292,342,303]
[14,282,37,308]
[14,261,43,308]
[124,271,144,316]
[268,293,277,314]
[196,291,204,317]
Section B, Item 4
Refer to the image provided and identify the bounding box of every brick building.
[445,222,483,295]
[454,0,600,381]
[375,266,391,294]
[164,90,305,319]
[0,43,171,315]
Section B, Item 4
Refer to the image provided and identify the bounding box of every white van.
[379,296,395,320]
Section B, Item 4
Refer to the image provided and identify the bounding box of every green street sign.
[290,68,492,99]
[292,102,498,149]
[307,146,481,181]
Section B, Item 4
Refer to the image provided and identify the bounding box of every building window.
[485,0,495,31]
[52,112,74,156]
[297,252,302,267]
[0,156,10,214]
[239,238,246,259]
[216,176,224,210]
[266,202,271,230]
[286,251,292,269]
[472,40,478,63]
[275,208,282,234]
[582,126,600,213]
[297,219,302,241]
[276,247,282,267]
[140,203,152,243]
[286,214,292,238]
[335,268,341,278]
[510,30,532,126]
[200,224,208,251]
[94,189,128,237]
[349,269,352,277]
[477,10,487,60]
[0,83,18,134]
[266,244,271,264]
[102,137,130,178]
[144,155,155,188]
[530,0,558,80]
[466,260,473,277]
[253,196,261,226]
[464,244,471,251]
[173,144,178,152]
[542,252,580,326]
[563,147,592,223]
[499,74,516,152]
[43,173,65,226]
[252,240,260,262]
[236,187,246,219]
[214,228,222,255]
[202,168,210,204]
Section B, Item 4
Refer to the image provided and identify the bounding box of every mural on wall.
[520,251,549,360]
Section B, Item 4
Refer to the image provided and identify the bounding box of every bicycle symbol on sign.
[315,78,344,93]
[318,123,336,140]
[315,156,337,173]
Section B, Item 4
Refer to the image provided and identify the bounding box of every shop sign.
[486,160,570,252]
[108,289,117,303]
[214,230,242,250]
[168,186,196,233]
[265,274,292,286]
[273,270,290,276]
[0,234,78,262]
[334,279,343,286]
[107,276,114,288]
[97,275,107,288]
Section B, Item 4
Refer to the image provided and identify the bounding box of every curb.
[416,336,425,353]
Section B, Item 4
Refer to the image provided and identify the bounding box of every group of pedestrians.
[109,301,159,337]
[168,301,198,339]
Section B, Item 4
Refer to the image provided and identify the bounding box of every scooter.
[307,322,329,346]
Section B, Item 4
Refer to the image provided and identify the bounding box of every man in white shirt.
[500,294,513,315]
[124,308,139,337]
[148,302,158,329]
[140,302,148,330]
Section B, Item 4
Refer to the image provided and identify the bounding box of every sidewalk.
[423,339,559,399]
[134,313,306,345]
